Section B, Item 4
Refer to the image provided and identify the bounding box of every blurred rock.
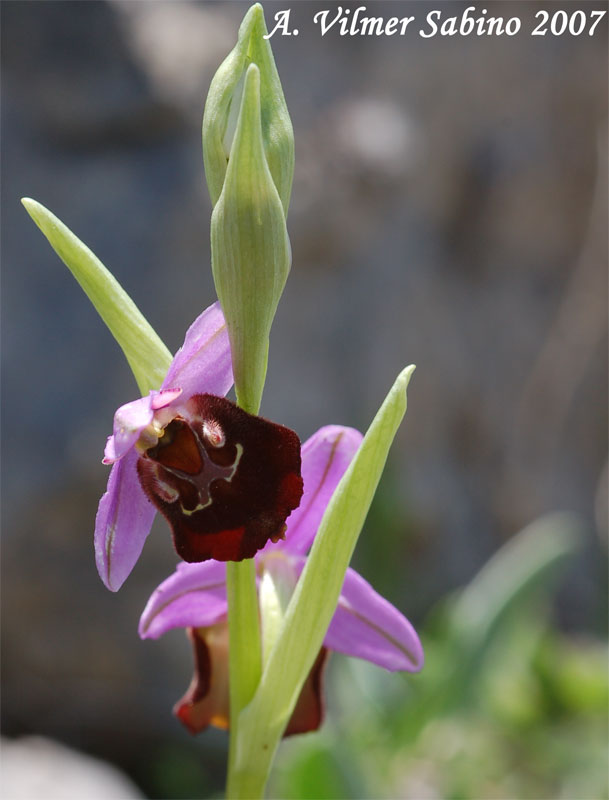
[0,736,144,799]
[332,97,422,179]
[113,1,240,120]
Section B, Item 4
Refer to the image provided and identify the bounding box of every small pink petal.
[105,395,155,464]
[151,387,182,410]
[102,435,119,465]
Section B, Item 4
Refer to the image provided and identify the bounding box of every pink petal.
[161,301,233,399]
[325,566,424,672]
[103,395,155,464]
[280,425,363,555]
[150,387,182,410]
[94,448,156,591]
[138,561,228,639]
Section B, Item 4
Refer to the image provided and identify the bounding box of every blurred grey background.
[2,1,607,797]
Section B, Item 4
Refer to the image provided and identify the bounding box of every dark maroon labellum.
[137,394,303,563]
[174,626,327,737]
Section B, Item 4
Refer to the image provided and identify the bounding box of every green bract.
[210,63,291,415]
[21,198,171,395]
[228,366,416,798]
[203,2,294,214]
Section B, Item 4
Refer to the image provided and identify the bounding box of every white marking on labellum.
[161,443,243,514]
[152,471,180,503]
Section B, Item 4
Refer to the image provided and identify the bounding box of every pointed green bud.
[210,63,291,414]
[203,2,294,215]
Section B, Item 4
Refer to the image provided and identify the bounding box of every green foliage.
[269,513,608,800]
[22,198,171,395]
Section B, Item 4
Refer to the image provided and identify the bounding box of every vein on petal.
[167,323,227,386]
[190,322,227,361]
[105,520,116,588]
[338,596,422,667]
[140,581,227,634]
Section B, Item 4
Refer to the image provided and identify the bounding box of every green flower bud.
[203,2,294,215]
[210,63,291,414]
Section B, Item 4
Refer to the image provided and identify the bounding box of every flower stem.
[226,557,262,799]
[226,764,269,800]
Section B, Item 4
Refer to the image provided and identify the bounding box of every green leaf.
[399,512,582,739]
[22,198,172,395]
[449,512,581,650]
[227,366,415,798]
[210,64,291,414]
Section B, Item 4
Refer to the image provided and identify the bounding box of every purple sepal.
[273,425,363,556]
[139,561,228,639]
[94,448,156,592]
[161,301,232,399]
[324,566,424,672]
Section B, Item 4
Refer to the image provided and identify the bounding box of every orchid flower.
[139,424,424,736]
[23,6,422,794]
[95,300,302,593]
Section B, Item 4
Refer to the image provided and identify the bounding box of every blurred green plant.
[269,513,609,800]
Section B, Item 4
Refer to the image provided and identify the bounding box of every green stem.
[226,764,269,800]
[226,558,262,799]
